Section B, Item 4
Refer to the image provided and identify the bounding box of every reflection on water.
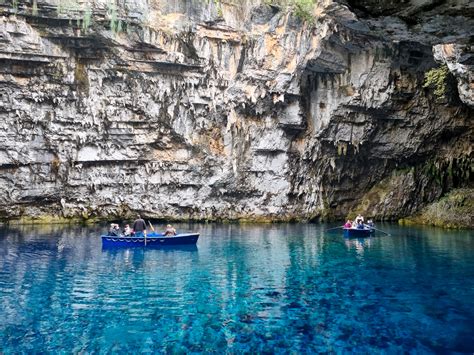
[344,237,373,255]
[0,223,473,352]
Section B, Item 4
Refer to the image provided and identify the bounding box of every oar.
[365,224,390,236]
[148,220,155,232]
[325,225,345,232]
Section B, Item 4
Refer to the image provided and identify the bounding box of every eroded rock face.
[434,44,474,107]
[0,0,472,222]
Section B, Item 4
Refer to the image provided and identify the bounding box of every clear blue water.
[0,223,473,353]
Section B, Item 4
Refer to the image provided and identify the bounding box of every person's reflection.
[124,249,131,266]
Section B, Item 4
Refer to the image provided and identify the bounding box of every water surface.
[0,223,473,353]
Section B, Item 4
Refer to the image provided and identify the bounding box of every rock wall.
[0,0,472,223]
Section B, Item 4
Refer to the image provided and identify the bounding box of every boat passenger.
[164,224,177,236]
[108,223,121,236]
[356,220,365,229]
[132,215,147,237]
[123,224,132,236]
[355,214,364,224]
[367,219,374,228]
[344,220,352,229]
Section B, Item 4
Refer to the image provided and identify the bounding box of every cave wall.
[0,0,472,222]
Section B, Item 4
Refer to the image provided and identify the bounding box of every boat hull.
[343,228,373,238]
[101,233,199,247]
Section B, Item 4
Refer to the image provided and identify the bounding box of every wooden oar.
[325,225,345,232]
[365,224,391,236]
[148,220,155,232]
[145,221,155,247]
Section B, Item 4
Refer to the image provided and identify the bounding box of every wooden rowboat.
[343,227,374,238]
[101,233,199,247]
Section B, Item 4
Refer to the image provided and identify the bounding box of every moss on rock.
[348,169,416,220]
[400,188,474,229]
[9,215,99,225]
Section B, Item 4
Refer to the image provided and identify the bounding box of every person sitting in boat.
[132,215,147,237]
[163,224,177,236]
[123,224,132,236]
[367,219,374,228]
[108,223,121,236]
[356,220,365,229]
[355,214,364,224]
[344,220,352,229]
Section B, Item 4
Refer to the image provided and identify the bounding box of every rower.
[132,215,147,237]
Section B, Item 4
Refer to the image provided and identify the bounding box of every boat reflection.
[344,237,373,254]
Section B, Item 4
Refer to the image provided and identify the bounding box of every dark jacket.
[133,218,146,232]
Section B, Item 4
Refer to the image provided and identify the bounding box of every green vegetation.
[57,0,81,15]
[199,0,223,18]
[293,0,315,23]
[348,172,399,220]
[107,1,124,34]
[32,0,38,16]
[56,0,122,34]
[423,64,450,101]
[107,1,117,32]
[265,0,316,23]
[423,156,472,188]
[56,0,93,31]
[12,0,19,13]
[400,188,474,229]
[82,5,92,31]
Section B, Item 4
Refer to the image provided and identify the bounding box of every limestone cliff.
[0,0,472,224]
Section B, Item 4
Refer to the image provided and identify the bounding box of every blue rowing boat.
[343,227,374,238]
[101,233,199,247]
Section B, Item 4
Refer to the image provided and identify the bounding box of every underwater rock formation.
[0,0,472,224]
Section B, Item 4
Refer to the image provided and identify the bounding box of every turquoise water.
[0,223,473,353]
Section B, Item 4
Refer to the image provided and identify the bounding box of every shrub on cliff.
[265,0,316,23]
[403,188,474,229]
[423,64,450,101]
[293,0,315,23]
